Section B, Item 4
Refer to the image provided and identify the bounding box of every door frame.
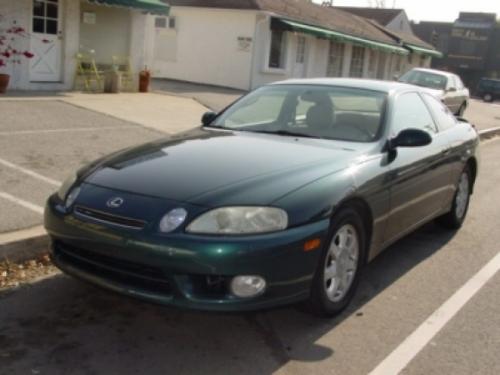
[29,0,64,82]
[292,34,308,78]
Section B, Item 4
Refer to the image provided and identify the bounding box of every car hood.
[84,128,367,206]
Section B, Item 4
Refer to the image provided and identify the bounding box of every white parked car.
[399,68,470,116]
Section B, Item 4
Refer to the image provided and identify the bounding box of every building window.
[368,49,377,76]
[155,17,176,29]
[395,55,402,72]
[33,0,59,35]
[155,17,167,28]
[296,36,306,64]
[168,17,176,29]
[349,46,365,77]
[326,41,345,77]
[269,30,287,69]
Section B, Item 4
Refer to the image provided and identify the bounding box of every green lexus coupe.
[45,79,479,316]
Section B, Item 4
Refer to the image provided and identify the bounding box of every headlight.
[57,172,77,201]
[186,207,288,235]
[159,208,188,233]
[65,187,81,208]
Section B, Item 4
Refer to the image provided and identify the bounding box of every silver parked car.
[399,68,470,116]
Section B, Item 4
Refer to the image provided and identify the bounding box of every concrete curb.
[0,226,49,263]
[1,126,500,263]
[478,126,500,141]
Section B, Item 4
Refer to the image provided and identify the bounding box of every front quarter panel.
[273,152,391,260]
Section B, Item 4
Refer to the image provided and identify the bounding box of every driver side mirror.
[201,111,217,126]
[390,128,432,149]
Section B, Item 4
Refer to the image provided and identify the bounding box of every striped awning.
[405,44,443,58]
[272,18,409,55]
[88,0,169,14]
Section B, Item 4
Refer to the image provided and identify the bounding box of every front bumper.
[45,195,329,312]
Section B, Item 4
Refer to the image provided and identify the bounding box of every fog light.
[230,275,266,298]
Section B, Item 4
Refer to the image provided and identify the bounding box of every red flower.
[23,51,34,58]
[0,59,5,67]
[0,51,11,58]
[42,39,50,43]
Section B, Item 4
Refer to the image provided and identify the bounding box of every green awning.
[88,0,169,14]
[272,18,409,55]
[405,44,443,58]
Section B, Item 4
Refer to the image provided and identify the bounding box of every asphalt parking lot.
[0,91,499,374]
[0,100,164,233]
[1,138,499,374]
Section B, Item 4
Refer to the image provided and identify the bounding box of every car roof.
[271,78,422,94]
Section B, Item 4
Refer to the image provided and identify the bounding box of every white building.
[146,0,441,91]
[0,0,169,91]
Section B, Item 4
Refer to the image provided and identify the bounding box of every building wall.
[1,0,80,90]
[386,12,413,34]
[79,2,131,65]
[146,7,257,90]
[1,0,149,91]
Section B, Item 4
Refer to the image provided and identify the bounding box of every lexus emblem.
[107,197,124,208]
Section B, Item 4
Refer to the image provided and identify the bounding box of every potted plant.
[0,14,35,93]
[139,67,151,93]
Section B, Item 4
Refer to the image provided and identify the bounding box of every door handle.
[441,148,451,156]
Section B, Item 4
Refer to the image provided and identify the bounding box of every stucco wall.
[146,7,257,90]
[386,12,414,34]
[1,0,80,90]
[1,0,149,91]
[80,2,130,65]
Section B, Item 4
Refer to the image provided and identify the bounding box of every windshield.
[399,70,447,90]
[211,85,387,143]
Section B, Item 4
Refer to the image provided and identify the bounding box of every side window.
[422,93,458,131]
[392,93,438,136]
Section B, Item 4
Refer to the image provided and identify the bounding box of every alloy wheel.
[324,224,359,302]
[455,172,470,219]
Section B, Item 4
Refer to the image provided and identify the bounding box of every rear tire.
[437,166,471,229]
[483,93,493,102]
[305,207,366,317]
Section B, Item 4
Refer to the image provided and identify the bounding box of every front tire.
[306,207,366,317]
[456,102,466,117]
[437,167,471,229]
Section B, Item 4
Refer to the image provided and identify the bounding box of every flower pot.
[0,74,10,94]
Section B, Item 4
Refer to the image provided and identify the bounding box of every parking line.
[0,192,44,214]
[0,158,61,187]
[369,251,500,375]
[0,125,137,136]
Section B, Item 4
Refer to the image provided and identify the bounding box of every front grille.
[54,242,171,295]
[74,206,146,230]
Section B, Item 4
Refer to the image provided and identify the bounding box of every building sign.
[83,12,96,25]
[237,37,253,52]
[451,28,488,41]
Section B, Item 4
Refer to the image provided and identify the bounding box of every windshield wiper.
[247,129,320,139]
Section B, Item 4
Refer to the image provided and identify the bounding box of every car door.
[384,92,453,244]
[443,76,459,113]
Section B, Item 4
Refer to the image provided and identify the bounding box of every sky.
[314,0,500,22]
